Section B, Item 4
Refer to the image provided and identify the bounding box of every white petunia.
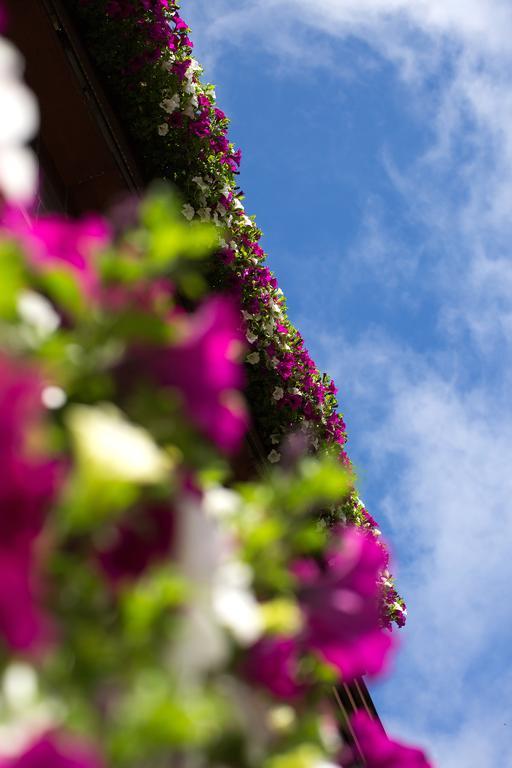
[0,38,39,203]
[267,449,281,463]
[160,94,180,114]
[246,351,260,365]
[192,175,208,193]
[67,404,172,484]
[182,203,195,221]
[272,387,284,401]
[246,330,258,344]
[157,122,169,136]
[17,291,60,338]
[203,486,240,520]
[213,561,263,645]
[197,206,211,221]
[41,386,66,410]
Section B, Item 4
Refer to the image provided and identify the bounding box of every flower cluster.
[68,0,406,625]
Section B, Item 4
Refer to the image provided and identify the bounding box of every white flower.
[246,351,260,365]
[213,561,263,645]
[183,103,195,118]
[241,310,252,321]
[41,386,66,410]
[246,330,258,344]
[188,58,201,73]
[232,198,243,210]
[192,175,208,193]
[203,486,240,520]
[267,449,281,463]
[0,663,64,759]
[242,215,253,228]
[3,664,38,711]
[182,203,195,221]
[271,434,280,445]
[0,38,39,203]
[17,291,60,338]
[160,94,180,114]
[183,79,196,95]
[157,122,169,136]
[272,386,284,401]
[67,404,172,484]
[197,206,211,221]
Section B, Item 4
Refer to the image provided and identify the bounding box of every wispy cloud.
[313,327,512,766]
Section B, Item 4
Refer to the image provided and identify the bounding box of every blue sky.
[184,1,512,766]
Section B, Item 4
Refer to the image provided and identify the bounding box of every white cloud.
[313,327,512,765]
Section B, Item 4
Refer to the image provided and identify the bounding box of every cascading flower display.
[66,0,406,625]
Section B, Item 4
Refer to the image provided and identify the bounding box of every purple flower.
[173,15,188,32]
[293,527,394,681]
[244,636,304,699]
[97,503,175,584]
[0,357,60,650]
[172,59,191,81]
[135,297,248,454]
[0,733,104,768]
[349,712,433,767]
[0,549,48,652]
[1,208,110,299]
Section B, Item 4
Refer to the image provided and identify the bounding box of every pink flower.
[97,503,175,584]
[0,549,48,652]
[173,15,188,32]
[294,527,393,681]
[1,208,110,299]
[0,357,60,650]
[0,733,104,768]
[132,297,248,454]
[244,636,304,699]
[349,712,433,768]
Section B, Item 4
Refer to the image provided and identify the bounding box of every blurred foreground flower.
[0,36,38,204]
[1,207,110,299]
[0,357,60,650]
[296,527,393,681]
[133,295,248,453]
[0,733,104,768]
[348,711,432,767]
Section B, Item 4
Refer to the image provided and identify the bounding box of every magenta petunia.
[0,357,60,651]
[244,636,304,700]
[134,296,248,454]
[349,712,433,768]
[0,549,48,652]
[0,207,110,299]
[97,502,175,584]
[0,733,104,768]
[293,527,394,682]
